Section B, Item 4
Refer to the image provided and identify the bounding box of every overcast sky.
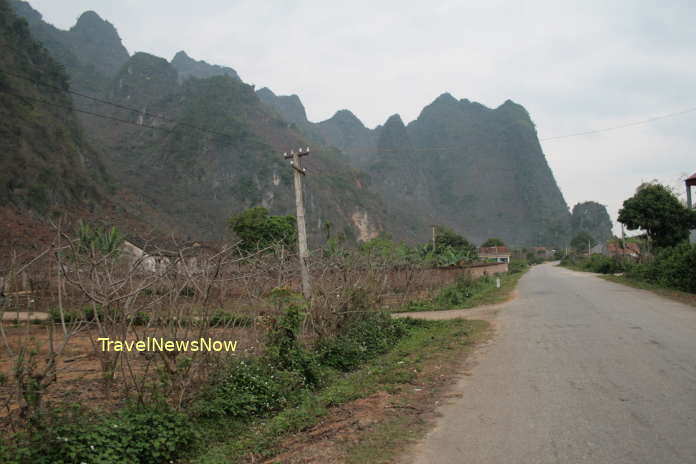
[27,0,696,235]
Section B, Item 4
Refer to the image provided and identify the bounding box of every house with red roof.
[478,246,511,263]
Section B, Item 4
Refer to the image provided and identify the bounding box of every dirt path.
[392,295,515,323]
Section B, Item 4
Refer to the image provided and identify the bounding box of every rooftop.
[478,246,511,255]
[687,172,696,187]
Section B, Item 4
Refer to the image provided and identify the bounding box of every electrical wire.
[4,67,696,152]
[0,88,180,134]
[539,106,696,141]
[0,69,237,140]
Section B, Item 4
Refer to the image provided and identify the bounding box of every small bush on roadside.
[4,403,194,464]
[584,255,625,274]
[627,242,696,293]
[265,292,323,387]
[433,274,493,308]
[508,259,529,274]
[317,312,408,372]
[561,254,626,274]
[192,358,306,419]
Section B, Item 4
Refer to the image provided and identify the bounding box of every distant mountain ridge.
[5,0,612,247]
[171,50,240,83]
[259,89,574,245]
[8,0,392,243]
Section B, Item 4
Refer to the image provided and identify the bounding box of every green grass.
[400,267,528,312]
[188,318,489,463]
[600,275,696,308]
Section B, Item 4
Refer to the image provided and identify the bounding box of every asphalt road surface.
[409,263,696,464]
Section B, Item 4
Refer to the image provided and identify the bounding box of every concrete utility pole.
[284,147,311,300]
[431,225,437,251]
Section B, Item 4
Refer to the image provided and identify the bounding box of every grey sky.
[27,0,696,235]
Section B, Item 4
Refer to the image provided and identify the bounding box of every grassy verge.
[600,275,696,308]
[189,318,490,463]
[400,265,528,312]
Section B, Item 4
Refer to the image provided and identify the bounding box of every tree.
[228,207,297,252]
[426,226,478,262]
[570,231,596,253]
[481,238,505,247]
[618,183,696,249]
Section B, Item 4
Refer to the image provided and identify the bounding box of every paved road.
[409,263,696,464]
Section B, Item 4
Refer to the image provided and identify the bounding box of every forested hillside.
[260,90,574,245]
[0,0,107,215]
[6,0,599,247]
[9,0,391,242]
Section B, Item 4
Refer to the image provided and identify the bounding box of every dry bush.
[1,227,429,432]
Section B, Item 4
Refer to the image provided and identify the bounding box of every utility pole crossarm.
[283,147,310,159]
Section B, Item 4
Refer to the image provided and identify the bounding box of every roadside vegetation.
[0,214,533,463]
[561,182,696,297]
[402,259,528,312]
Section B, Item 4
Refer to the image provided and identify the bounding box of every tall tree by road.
[618,183,696,249]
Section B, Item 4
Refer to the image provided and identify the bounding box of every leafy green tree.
[481,238,505,247]
[361,234,417,264]
[570,231,596,253]
[435,226,475,252]
[228,207,296,252]
[422,226,478,264]
[618,184,696,248]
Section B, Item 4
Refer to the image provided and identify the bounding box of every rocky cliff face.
[171,50,239,82]
[403,95,571,245]
[68,10,130,79]
[9,1,389,242]
[261,89,572,245]
[0,0,107,212]
[257,87,307,126]
[10,1,129,91]
[9,0,576,247]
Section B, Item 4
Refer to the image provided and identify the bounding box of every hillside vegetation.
[5,0,612,248]
[0,0,107,213]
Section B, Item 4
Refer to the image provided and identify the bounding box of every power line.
[0,88,179,134]
[5,66,696,152]
[539,106,696,141]
[0,69,237,140]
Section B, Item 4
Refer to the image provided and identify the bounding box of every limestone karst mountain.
[0,0,108,214]
[570,201,614,244]
[8,0,391,243]
[171,50,240,83]
[259,90,576,245]
[5,0,610,247]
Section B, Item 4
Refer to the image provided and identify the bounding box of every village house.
[121,238,220,274]
[607,242,641,259]
[532,246,555,260]
[478,246,511,263]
